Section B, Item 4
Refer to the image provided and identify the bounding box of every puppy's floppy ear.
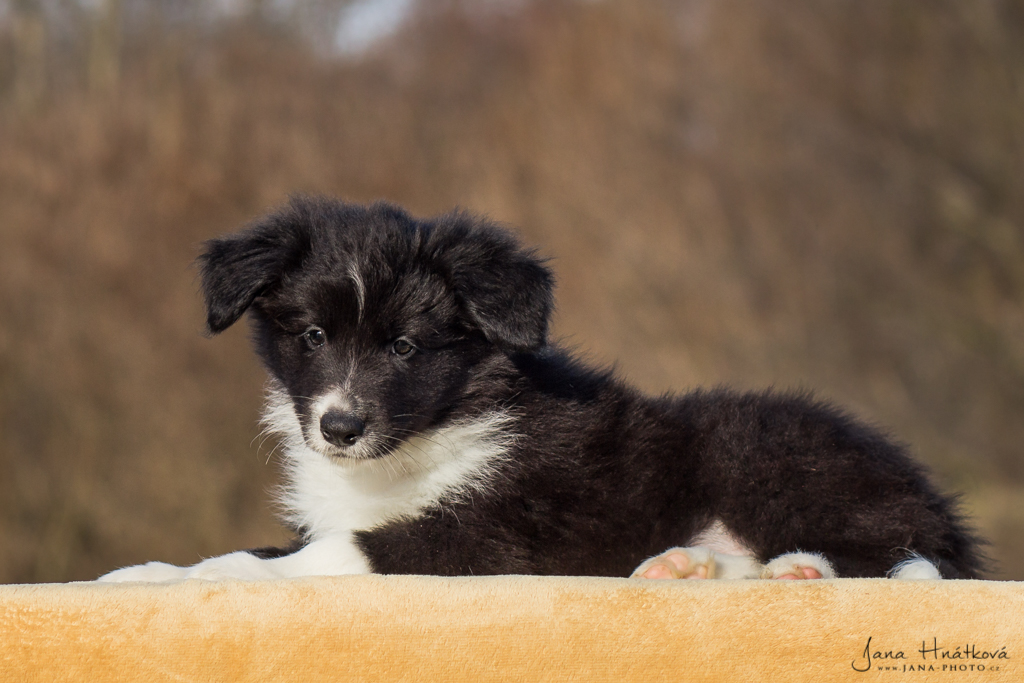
[198,206,310,334]
[432,214,554,353]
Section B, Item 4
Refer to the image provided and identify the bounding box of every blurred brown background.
[1,0,1022,583]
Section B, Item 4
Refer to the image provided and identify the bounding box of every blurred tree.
[88,0,121,95]
[12,0,46,112]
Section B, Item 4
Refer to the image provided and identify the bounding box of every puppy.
[100,197,983,583]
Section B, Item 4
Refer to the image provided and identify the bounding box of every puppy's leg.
[760,551,836,580]
[98,534,370,582]
[631,547,763,580]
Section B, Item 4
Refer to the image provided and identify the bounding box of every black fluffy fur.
[199,196,984,579]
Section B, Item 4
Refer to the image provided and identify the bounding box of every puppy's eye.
[303,326,327,349]
[391,338,415,357]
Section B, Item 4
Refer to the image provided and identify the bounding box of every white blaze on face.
[307,389,359,452]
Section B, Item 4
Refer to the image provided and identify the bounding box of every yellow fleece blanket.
[0,576,1020,682]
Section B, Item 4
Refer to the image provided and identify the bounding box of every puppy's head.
[198,197,553,460]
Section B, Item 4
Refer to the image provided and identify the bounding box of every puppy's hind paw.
[761,552,836,580]
[631,547,762,580]
[632,547,716,579]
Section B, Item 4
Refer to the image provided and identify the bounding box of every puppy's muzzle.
[320,410,365,448]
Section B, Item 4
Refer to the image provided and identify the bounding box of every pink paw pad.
[773,567,823,580]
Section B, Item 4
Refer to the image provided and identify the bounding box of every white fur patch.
[689,519,754,557]
[313,389,355,418]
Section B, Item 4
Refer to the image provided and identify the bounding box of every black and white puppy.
[100,197,983,583]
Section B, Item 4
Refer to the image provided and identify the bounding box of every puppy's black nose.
[320,411,365,447]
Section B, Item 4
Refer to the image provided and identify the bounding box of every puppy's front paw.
[98,561,188,583]
[761,552,835,580]
[185,552,278,581]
